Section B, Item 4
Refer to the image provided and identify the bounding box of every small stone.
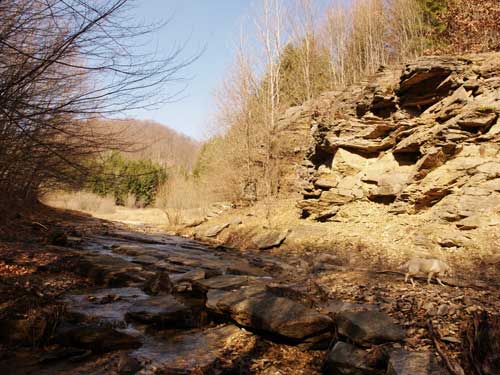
[118,353,143,375]
[437,304,449,316]
[387,350,450,375]
[142,271,173,296]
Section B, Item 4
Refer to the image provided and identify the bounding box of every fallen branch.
[427,319,465,375]
[32,221,49,231]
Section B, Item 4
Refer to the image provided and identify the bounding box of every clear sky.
[126,0,254,140]
[127,0,340,140]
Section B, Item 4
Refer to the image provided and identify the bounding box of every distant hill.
[90,118,200,170]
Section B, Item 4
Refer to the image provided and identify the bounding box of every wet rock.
[252,230,288,249]
[112,245,145,256]
[131,325,256,374]
[64,287,149,328]
[387,350,449,375]
[132,255,159,265]
[110,230,169,245]
[125,295,206,328]
[324,341,386,375]
[212,287,333,341]
[76,254,144,287]
[55,325,142,354]
[170,268,206,283]
[142,271,173,295]
[206,289,232,314]
[335,311,405,345]
[192,274,256,292]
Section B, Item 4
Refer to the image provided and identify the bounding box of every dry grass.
[43,190,170,226]
[155,174,219,227]
[43,191,117,214]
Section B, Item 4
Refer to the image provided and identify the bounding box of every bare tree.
[0,0,195,204]
[287,0,318,101]
[254,0,286,197]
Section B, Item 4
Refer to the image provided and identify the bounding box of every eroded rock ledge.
[297,53,499,232]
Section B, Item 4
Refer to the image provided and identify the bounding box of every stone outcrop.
[335,311,405,345]
[295,53,500,233]
[206,285,334,342]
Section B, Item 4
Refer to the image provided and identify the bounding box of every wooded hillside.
[90,119,199,170]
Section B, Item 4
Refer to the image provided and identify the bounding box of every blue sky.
[127,0,341,140]
[126,0,253,140]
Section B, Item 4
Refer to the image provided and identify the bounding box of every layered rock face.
[296,54,499,236]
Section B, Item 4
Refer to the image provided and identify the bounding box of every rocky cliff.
[278,53,499,257]
[187,53,499,275]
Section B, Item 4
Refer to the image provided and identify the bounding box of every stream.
[1,229,454,375]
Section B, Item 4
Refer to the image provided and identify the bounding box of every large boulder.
[208,286,333,341]
[335,311,405,345]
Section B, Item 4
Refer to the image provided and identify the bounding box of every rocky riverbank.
[1,210,498,374]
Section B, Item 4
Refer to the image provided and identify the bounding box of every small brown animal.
[401,258,451,287]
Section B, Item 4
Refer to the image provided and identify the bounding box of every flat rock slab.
[170,268,206,283]
[193,275,258,292]
[211,287,333,341]
[324,341,386,375]
[252,230,288,249]
[112,244,148,256]
[336,311,405,345]
[225,261,268,276]
[166,255,227,276]
[323,300,379,315]
[132,254,159,265]
[204,223,230,237]
[206,285,267,314]
[55,325,142,354]
[75,255,145,286]
[126,295,206,328]
[64,287,149,327]
[387,350,449,375]
[109,230,171,244]
[131,325,256,374]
